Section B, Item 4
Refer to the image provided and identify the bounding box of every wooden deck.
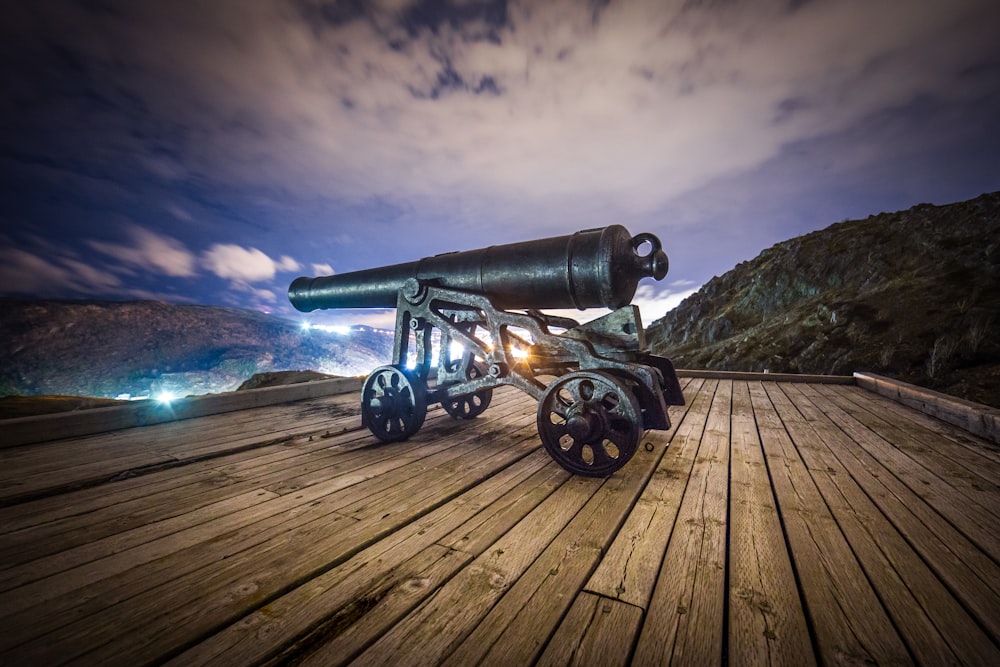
[1,375,998,665]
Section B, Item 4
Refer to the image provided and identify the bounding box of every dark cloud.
[401,0,508,37]
[1,0,998,325]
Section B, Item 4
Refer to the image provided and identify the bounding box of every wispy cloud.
[88,225,197,278]
[1,222,306,307]
[631,283,699,322]
[0,244,192,302]
[0,248,111,296]
[311,263,335,275]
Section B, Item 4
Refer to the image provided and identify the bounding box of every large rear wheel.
[536,370,642,477]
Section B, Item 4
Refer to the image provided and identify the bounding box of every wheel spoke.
[590,442,614,467]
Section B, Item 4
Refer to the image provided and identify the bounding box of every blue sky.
[2,0,999,329]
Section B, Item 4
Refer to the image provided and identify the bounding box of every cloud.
[88,225,197,277]
[312,263,335,275]
[201,244,278,282]
[14,0,998,235]
[631,283,699,321]
[0,246,202,301]
[201,244,303,282]
[4,0,999,315]
[276,255,301,272]
[0,248,80,295]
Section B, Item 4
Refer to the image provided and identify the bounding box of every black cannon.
[289,225,684,477]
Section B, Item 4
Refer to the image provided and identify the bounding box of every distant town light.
[301,321,351,335]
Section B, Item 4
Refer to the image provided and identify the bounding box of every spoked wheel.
[442,362,493,420]
[361,365,427,442]
[537,371,642,477]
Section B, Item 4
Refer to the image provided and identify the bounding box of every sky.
[2,0,999,330]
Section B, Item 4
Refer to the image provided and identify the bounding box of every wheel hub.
[566,407,601,442]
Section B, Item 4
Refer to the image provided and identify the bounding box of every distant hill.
[0,299,393,399]
[647,192,1000,408]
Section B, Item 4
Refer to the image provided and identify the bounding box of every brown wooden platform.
[1,375,998,665]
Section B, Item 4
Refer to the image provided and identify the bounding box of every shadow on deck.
[0,374,998,665]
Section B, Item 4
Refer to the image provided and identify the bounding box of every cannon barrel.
[289,225,668,312]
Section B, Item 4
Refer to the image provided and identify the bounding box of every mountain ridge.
[647,191,1000,407]
[0,298,392,400]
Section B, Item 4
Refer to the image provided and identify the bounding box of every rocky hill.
[647,191,1000,407]
[0,299,393,399]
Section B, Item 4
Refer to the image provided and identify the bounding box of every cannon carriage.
[289,225,684,477]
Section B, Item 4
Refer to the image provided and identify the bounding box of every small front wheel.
[537,371,642,477]
[361,365,427,442]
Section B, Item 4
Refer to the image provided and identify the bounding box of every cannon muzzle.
[289,225,668,312]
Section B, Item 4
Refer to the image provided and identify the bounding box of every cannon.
[289,225,684,477]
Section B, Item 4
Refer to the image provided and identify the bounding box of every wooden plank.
[779,384,998,664]
[0,386,499,507]
[269,463,565,666]
[295,545,472,667]
[727,381,815,667]
[854,372,1000,445]
[1,415,540,665]
[0,488,279,593]
[678,369,854,384]
[167,452,559,667]
[438,424,670,666]
[439,462,571,556]
[0,413,533,648]
[778,383,1000,643]
[0,398,365,505]
[632,379,732,665]
[0,392,361,480]
[752,382,911,664]
[843,383,1000,467]
[346,476,606,666]
[0,391,363,483]
[0,391,520,565]
[790,384,1000,562]
[335,415,538,522]
[813,473,997,664]
[584,378,714,608]
[827,383,1000,486]
[0,417,420,567]
[812,383,1000,515]
[535,593,642,667]
[0,377,365,447]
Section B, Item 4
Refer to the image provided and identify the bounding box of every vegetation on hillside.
[648,192,1000,407]
[0,299,392,399]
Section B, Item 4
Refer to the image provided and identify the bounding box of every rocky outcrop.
[647,192,1000,407]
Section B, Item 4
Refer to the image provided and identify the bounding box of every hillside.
[647,191,1000,407]
[0,299,392,399]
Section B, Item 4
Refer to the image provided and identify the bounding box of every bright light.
[302,322,352,335]
[156,391,177,405]
[509,346,529,359]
